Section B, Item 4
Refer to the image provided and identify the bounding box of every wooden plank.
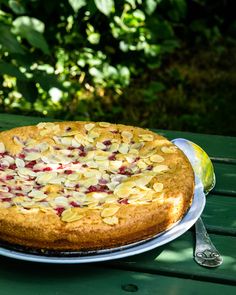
[213,163,236,196]
[202,194,236,235]
[0,113,57,131]
[109,232,236,285]
[155,129,236,163]
[0,257,235,295]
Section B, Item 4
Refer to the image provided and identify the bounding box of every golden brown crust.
[0,121,194,251]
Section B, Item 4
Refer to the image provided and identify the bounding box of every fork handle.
[194,217,223,267]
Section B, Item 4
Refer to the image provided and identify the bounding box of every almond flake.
[153,182,164,192]
[99,122,111,127]
[96,160,109,169]
[96,142,107,150]
[18,168,36,177]
[101,206,119,217]
[54,196,69,207]
[61,137,73,146]
[118,143,129,154]
[134,175,154,187]
[36,172,58,184]
[61,208,84,222]
[4,155,15,165]
[150,154,165,163]
[102,216,119,225]
[85,123,95,131]
[121,131,133,143]
[138,134,154,142]
[153,165,169,173]
[109,143,119,152]
[137,160,147,169]
[0,142,5,153]
[13,136,24,147]
[81,177,98,187]
[109,160,123,170]
[28,190,47,200]
[74,134,89,145]
[114,181,136,197]
[25,152,41,161]
[161,146,177,154]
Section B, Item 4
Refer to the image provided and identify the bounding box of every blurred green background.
[0,0,235,136]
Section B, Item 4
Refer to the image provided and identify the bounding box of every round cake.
[0,121,194,251]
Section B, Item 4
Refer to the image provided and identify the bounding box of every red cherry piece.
[43,167,52,172]
[108,154,116,161]
[64,170,73,175]
[9,164,17,170]
[70,201,80,207]
[1,198,11,202]
[55,207,65,216]
[103,140,112,146]
[25,161,37,169]
[118,198,129,204]
[6,175,14,180]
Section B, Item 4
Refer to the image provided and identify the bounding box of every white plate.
[0,179,205,264]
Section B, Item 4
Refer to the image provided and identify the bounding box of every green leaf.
[13,16,45,33]
[94,0,114,16]
[0,24,24,54]
[87,32,100,44]
[68,0,86,13]
[17,80,38,103]
[145,0,160,15]
[33,71,64,91]
[25,30,50,55]
[12,17,50,54]
[9,1,26,14]
[0,61,28,80]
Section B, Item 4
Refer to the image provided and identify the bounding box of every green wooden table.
[0,113,235,295]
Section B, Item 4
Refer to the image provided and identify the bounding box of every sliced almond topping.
[137,160,147,169]
[102,216,119,225]
[74,134,89,145]
[25,152,41,161]
[114,181,136,198]
[153,165,169,173]
[161,146,177,154]
[61,208,84,222]
[99,122,111,127]
[81,177,98,187]
[13,136,24,147]
[28,190,47,201]
[134,175,154,187]
[96,142,107,150]
[109,142,119,152]
[54,196,69,207]
[150,154,165,163]
[61,137,73,146]
[129,148,139,156]
[153,182,164,192]
[121,131,133,143]
[0,142,5,153]
[95,159,109,169]
[36,172,58,184]
[118,143,129,154]
[18,168,36,177]
[138,134,154,142]
[101,206,120,217]
[85,123,95,131]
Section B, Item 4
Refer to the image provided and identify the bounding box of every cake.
[0,121,194,251]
